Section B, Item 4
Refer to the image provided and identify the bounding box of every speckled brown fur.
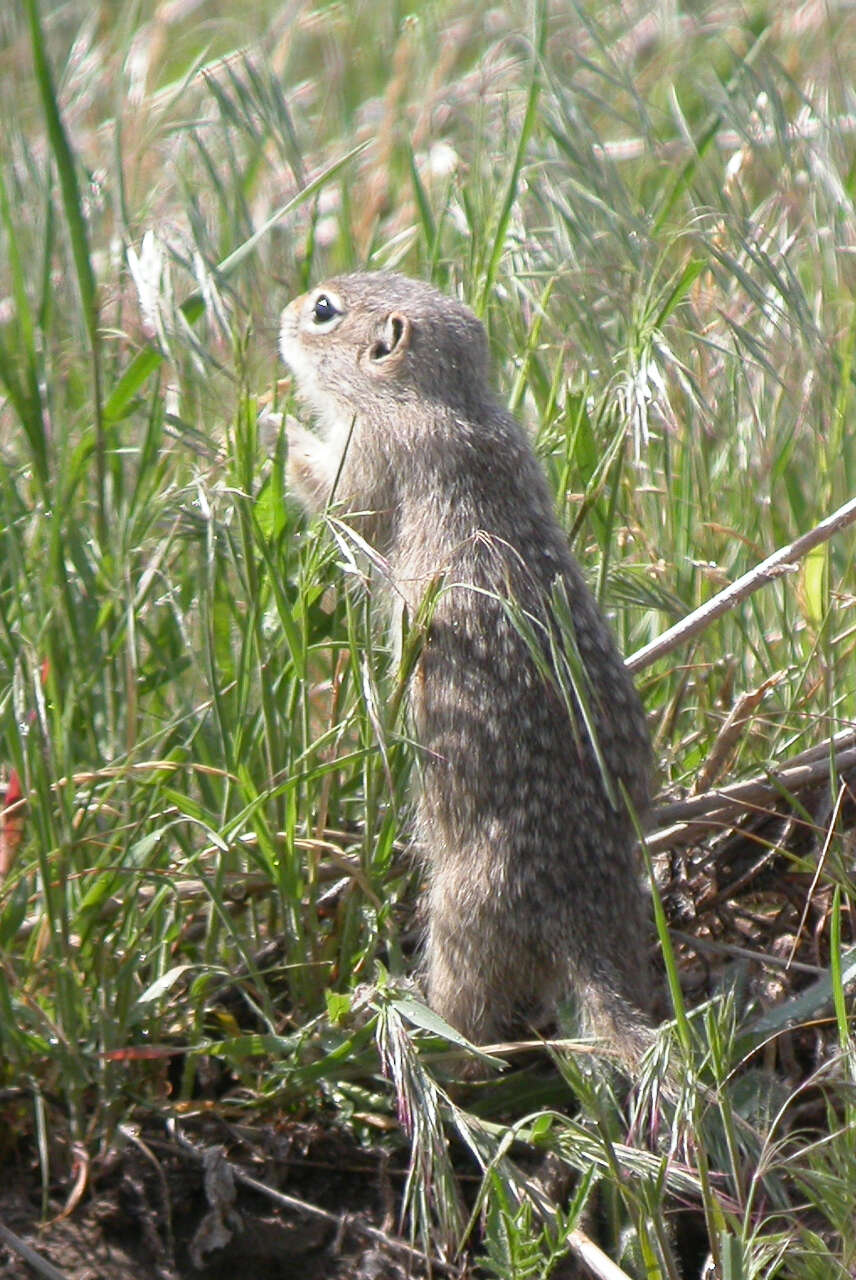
[279,272,654,1068]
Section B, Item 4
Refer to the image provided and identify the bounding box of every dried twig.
[670,930,824,976]
[691,674,784,794]
[161,1122,463,1277]
[566,1228,636,1280]
[647,732,856,852]
[627,494,856,673]
[0,1222,70,1280]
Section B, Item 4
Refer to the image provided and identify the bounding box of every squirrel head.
[279,272,492,425]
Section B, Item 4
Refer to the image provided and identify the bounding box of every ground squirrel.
[279,271,655,1070]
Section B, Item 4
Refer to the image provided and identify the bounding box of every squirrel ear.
[367,311,411,368]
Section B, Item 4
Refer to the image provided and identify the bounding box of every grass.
[1,0,856,1275]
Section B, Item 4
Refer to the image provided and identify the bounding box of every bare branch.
[0,1222,70,1280]
[627,494,856,673]
[647,732,856,852]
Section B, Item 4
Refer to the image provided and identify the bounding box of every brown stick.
[647,735,856,852]
[0,1222,70,1280]
[627,494,856,673]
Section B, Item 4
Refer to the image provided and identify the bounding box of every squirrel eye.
[310,293,340,325]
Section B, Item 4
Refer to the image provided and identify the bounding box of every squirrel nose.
[281,293,305,324]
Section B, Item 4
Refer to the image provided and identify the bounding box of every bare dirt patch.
[0,1120,421,1280]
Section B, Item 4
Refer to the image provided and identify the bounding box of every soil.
[0,1119,425,1280]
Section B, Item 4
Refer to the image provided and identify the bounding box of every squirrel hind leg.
[424,927,517,1054]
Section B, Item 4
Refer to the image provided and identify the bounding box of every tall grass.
[1,0,855,1274]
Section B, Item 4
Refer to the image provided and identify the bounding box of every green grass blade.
[24,0,97,342]
[651,30,769,233]
[478,0,545,311]
[0,150,49,487]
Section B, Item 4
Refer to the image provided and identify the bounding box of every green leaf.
[406,136,436,248]
[76,870,121,914]
[254,468,287,542]
[103,346,166,423]
[326,990,352,1024]
[801,542,827,630]
[137,964,194,1006]
[654,256,706,328]
[719,1232,746,1280]
[529,1113,554,1143]
[390,995,506,1068]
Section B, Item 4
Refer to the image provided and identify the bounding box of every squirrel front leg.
[285,415,340,515]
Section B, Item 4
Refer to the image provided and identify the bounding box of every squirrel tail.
[580,974,658,1074]
[579,975,684,1099]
